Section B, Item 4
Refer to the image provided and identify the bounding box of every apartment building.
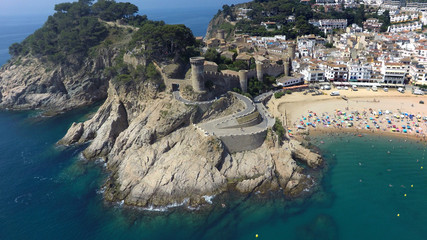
[381,62,406,84]
[348,62,373,82]
[325,63,348,81]
[301,64,325,82]
[410,64,427,85]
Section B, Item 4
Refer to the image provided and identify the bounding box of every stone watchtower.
[190,57,206,92]
[284,57,291,77]
[238,70,248,93]
[256,61,264,82]
[287,43,296,60]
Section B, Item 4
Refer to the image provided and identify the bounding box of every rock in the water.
[289,140,322,169]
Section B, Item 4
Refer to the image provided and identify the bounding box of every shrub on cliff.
[273,118,286,141]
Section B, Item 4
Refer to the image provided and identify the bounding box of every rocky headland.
[0,50,113,113]
[58,78,322,208]
[0,0,323,209]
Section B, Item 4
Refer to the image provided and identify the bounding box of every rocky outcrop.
[59,80,321,208]
[0,47,116,113]
[289,140,322,169]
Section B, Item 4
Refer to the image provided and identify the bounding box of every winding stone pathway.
[173,90,275,138]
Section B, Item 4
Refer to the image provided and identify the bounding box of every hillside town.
[203,1,427,94]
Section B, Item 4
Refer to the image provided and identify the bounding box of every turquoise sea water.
[0,110,426,239]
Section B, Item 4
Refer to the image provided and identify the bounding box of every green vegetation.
[273,118,286,141]
[9,0,139,64]
[324,42,334,48]
[232,0,324,38]
[129,23,198,62]
[217,0,388,38]
[204,48,254,71]
[9,0,198,67]
[274,91,285,99]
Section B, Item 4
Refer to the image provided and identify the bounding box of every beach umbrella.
[403,129,407,133]
[392,128,396,132]
[366,125,370,129]
[388,120,392,124]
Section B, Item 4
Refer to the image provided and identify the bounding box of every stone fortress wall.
[153,52,294,153]
[219,129,268,153]
[156,56,290,94]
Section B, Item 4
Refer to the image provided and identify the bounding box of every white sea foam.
[142,198,190,212]
[202,195,215,204]
[96,186,106,195]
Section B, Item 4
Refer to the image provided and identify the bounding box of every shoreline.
[305,127,427,143]
[268,89,427,144]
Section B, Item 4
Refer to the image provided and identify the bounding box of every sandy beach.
[267,87,427,141]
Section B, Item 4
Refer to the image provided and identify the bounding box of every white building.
[388,21,422,33]
[325,63,348,81]
[390,12,419,24]
[301,64,325,82]
[309,19,348,34]
[276,74,305,87]
[381,62,406,84]
[410,64,427,85]
[348,62,373,82]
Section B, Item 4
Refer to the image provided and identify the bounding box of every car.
[372,86,378,91]
[397,87,405,93]
[337,86,342,90]
[420,100,425,104]
[383,88,388,92]
[344,86,349,90]
[330,91,340,96]
[352,85,358,91]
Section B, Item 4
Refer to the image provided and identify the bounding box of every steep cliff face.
[0,48,117,113]
[205,13,229,40]
[59,80,321,208]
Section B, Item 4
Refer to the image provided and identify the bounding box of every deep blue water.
[0,15,46,66]
[143,7,218,37]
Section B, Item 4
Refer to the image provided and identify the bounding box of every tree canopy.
[9,0,139,64]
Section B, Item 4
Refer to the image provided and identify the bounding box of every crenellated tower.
[190,57,206,92]
[256,61,264,82]
[238,70,248,93]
